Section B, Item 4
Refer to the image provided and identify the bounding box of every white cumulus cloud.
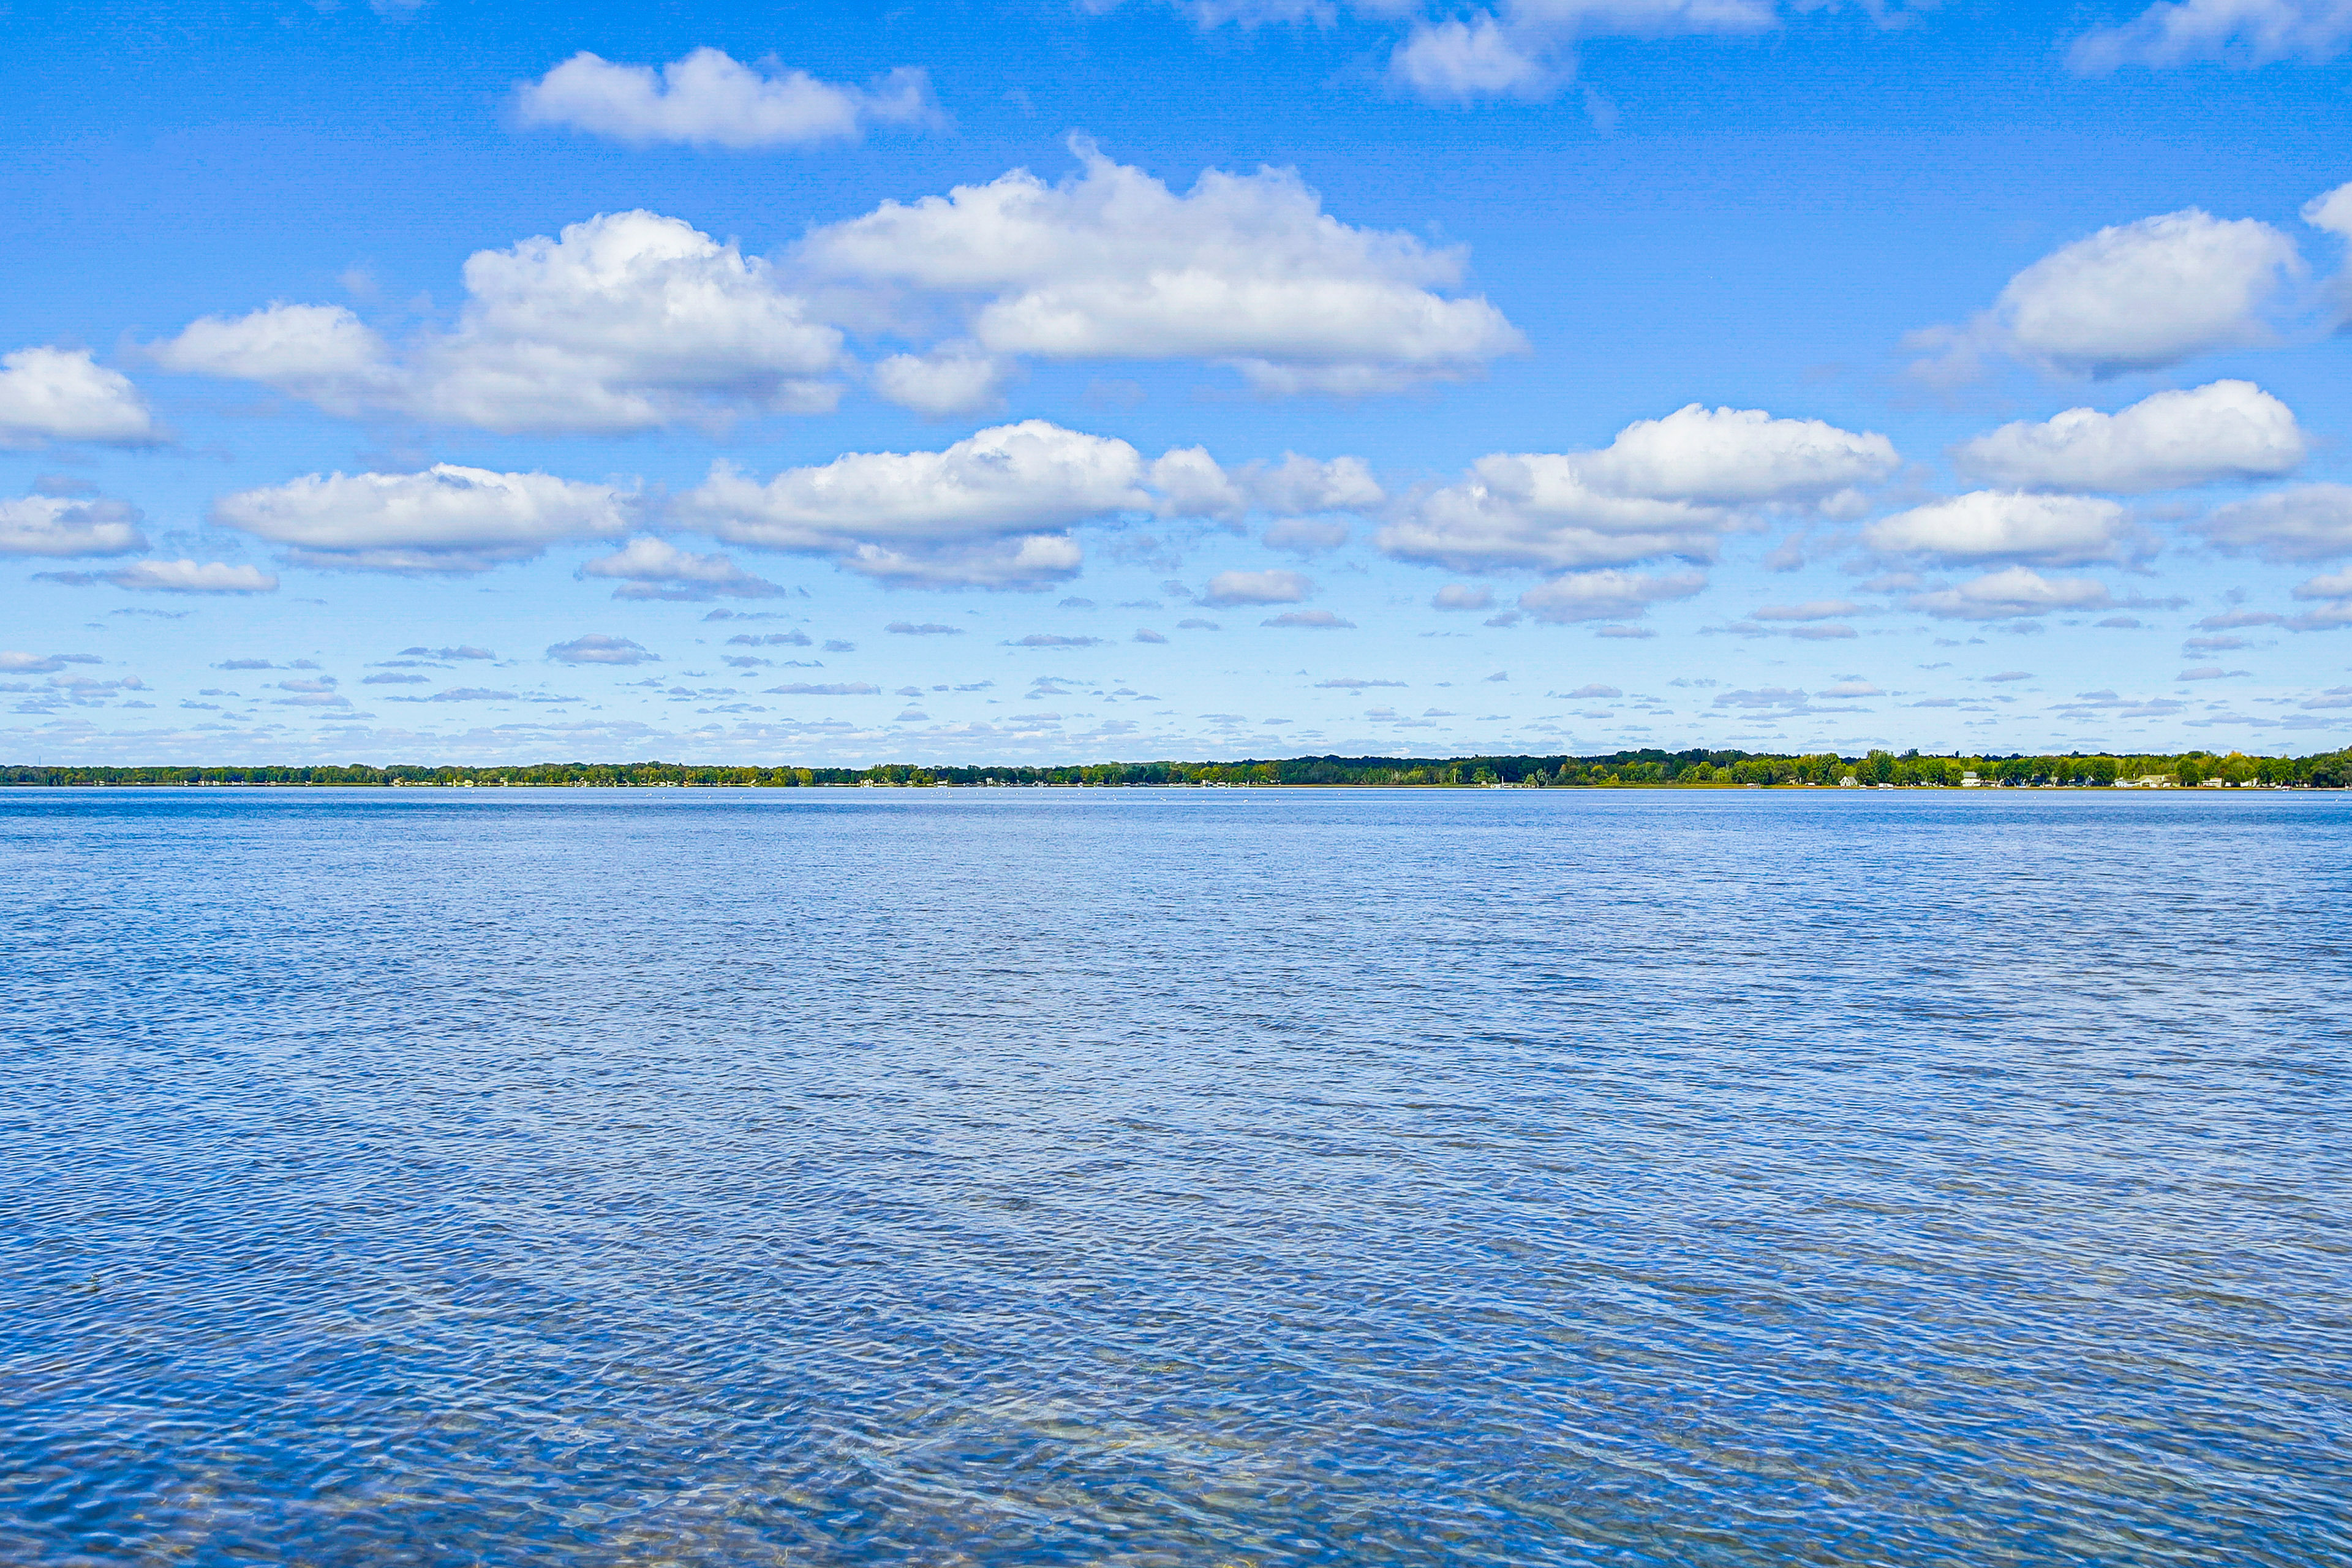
[2199,483,2352,560]
[1863,491,2139,567]
[1950,380,2306,492]
[2309,183,2352,328]
[1379,404,1891,573]
[871,348,1011,417]
[0,495,148,557]
[1148,448,1384,521]
[671,421,1371,588]
[1913,567,2114,620]
[1572,404,1898,505]
[578,537,786,600]
[676,419,1150,589]
[155,213,845,434]
[418,212,844,431]
[799,141,1525,394]
[1911,209,2304,380]
[1238,452,1384,514]
[515,49,935,148]
[213,465,638,572]
[0,347,159,449]
[1517,567,1706,624]
[148,304,392,405]
[2309,181,2352,238]
[1381,454,1727,571]
[146,149,1534,424]
[2071,0,2352,70]
[1390,14,1561,99]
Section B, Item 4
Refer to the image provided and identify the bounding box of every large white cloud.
[1517,567,1707,624]
[1950,380,2306,493]
[676,420,1147,589]
[673,421,1374,588]
[147,304,391,407]
[1378,404,1893,573]
[1863,491,2138,566]
[0,495,148,557]
[2199,483,2352,561]
[1380,454,1732,572]
[799,143,1525,394]
[213,465,638,571]
[682,421,1147,541]
[424,212,843,430]
[0,347,159,449]
[1574,404,1897,505]
[150,150,1520,424]
[154,213,845,434]
[1912,209,2303,380]
[515,49,935,148]
[2071,0,2352,70]
[1913,567,2114,620]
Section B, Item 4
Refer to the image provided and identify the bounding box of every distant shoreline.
[2,781,2338,791]
[6,747,2348,791]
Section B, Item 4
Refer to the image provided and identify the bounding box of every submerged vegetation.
[5,747,2350,789]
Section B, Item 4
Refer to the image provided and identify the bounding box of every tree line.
[4,747,2348,789]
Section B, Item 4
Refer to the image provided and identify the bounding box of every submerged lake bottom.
[2,786,2348,1566]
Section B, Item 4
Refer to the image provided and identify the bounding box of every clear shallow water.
[2,786,2348,1568]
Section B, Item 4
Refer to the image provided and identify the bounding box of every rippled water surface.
[4,787,2350,1566]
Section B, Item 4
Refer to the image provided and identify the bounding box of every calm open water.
[2,786,2348,1567]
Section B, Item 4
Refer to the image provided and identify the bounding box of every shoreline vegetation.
[5,747,2350,790]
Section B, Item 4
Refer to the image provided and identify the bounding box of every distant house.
[1961,772,1985,788]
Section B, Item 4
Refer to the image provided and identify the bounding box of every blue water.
[3,787,2348,1567]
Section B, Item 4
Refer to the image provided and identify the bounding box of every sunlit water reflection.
[3,787,2347,1566]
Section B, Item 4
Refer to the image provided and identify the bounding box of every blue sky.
[4,0,2350,764]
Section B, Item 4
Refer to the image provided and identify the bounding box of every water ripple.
[2,788,2347,1566]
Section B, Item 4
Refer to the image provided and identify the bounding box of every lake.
[3,786,2347,1566]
